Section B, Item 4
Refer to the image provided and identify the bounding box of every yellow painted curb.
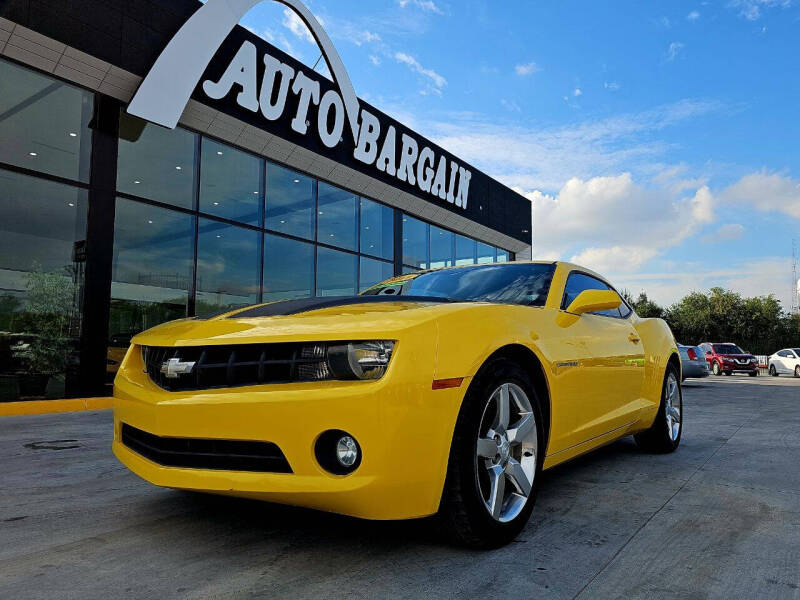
[0,397,113,417]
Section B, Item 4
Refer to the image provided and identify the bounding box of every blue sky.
[239,0,800,309]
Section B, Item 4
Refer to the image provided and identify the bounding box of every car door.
[776,350,791,373]
[549,272,646,452]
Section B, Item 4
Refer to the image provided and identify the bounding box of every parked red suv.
[698,343,759,376]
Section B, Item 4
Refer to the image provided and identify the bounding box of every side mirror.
[705,350,712,356]
[566,289,621,315]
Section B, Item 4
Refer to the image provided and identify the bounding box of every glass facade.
[0,57,515,400]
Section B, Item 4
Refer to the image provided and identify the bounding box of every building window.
[109,199,194,351]
[0,59,93,183]
[430,225,454,269]
[360,197,394,260]
[477,242,496,264]
[497,249,510,263]
[199,138,262,225]
[455,235,476,266]
[402,215,428,269]
[317,247,357,296]
[0,169,87,401]
[318,182,357,251]
[195,219,261,316]
[117,113,197,209]
[265,163,315,240]
[359,257,394,292]
[263,233,314,301]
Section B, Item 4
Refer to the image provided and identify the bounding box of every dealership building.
[0,0,532,401]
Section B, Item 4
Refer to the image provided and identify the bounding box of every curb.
[0,397,113,417]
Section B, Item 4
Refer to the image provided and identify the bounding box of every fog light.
[336,435,358,467]
[315,429,361,475]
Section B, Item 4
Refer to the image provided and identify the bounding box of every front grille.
[120,423,292,473]
[142,343,331,391]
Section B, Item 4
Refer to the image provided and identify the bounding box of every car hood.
[131,297,478,347]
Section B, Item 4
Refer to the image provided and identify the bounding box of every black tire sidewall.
[443,359,544,547]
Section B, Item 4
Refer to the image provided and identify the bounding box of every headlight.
[327,340,395,380]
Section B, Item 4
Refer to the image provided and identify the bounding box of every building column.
[78,94,121,397]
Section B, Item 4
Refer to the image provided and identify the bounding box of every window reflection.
[0,59,93,183]
[496,249,510,263]
[455,235,476,266]
[196,220,260,315]
[109,199,194,347]
[477,242,496,264]
[266,163,315,240]
[199,139,262,225]
[0,170,87,401]
[361,198,394,260]
[430,225,454,268]
[318,182,357,250]
[117,113,197,208]
[263,234,314,301]
[359,257,394,292]
[317,247,357,296]
[402,215,428,268]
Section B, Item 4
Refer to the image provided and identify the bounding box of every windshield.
[360,263,556,307]
[713,344,745,354]
[793,349,800,356]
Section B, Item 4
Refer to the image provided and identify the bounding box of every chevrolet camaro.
[113,261,682,547]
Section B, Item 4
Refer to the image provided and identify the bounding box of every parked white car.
[767,349,800,377]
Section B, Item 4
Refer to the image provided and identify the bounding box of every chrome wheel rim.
[665,372,681,442]
[712,362,720,375]
[475,383,537,523]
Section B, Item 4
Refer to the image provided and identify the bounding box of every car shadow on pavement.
[133,438,646,552]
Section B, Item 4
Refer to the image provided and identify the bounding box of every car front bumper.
[112,344,466,521]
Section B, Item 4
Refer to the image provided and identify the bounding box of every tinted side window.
[561,272,621,317]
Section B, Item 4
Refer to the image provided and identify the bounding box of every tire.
[634,362,682,453]
[712,361,721,376]
[749,370,758,377]
[723,371,731,376]
[769,364,778,377]
[439,359,544,548]
[795,366,800,378]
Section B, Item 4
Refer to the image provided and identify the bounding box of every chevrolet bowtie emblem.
[160,357,196,379]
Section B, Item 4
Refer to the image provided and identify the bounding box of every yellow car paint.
[113,261,678,520]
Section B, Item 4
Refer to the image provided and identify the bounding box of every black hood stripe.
[223,295,456,319]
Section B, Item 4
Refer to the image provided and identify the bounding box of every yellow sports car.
[113,261,681,547]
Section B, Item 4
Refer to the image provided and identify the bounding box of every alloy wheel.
[712,362,720,375]
[664,372,681,442]
[769,364,777,376]
[475,383,537,523]
[795,366,800,378]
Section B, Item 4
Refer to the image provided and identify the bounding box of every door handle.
[628,333,641,344]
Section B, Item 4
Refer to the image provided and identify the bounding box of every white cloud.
[702,223,746,242]
[515,62,541,76]
[665,41,685,61]
[728,0,791,20]
[398,0,444,15]
[394,52,447,94]
[526,173,714,273]
[369,55,381,66]
[282,8,316,44]
[500,99,522,113]
[612,257,794,310]
[425,98,721,192]
[722,171,800,218]
[687,10,701,20]
[604,81,620,91]
[573,88,583,97]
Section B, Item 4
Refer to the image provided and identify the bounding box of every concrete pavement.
[1,376,799,599]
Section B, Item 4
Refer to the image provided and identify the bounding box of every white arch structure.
[127,0,361,141]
